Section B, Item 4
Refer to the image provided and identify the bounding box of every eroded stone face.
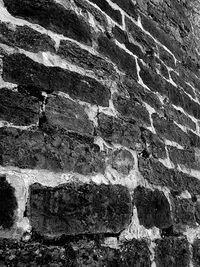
[29,183,132,237]
[111,149,135,175]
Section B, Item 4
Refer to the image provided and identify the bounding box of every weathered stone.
[159,46,175,69]
[171,195,196,228]
[0,22,55,53]
[152,113,190,148]
[0,127,106,174]
[170,71,196,99]
[140,13,184,61]
[0,88,39,126]
[0,237,151,267]
[140,127,167,159]
[74,0,108,30]
[168,146,196,168]
[125,17,156,57]
[189,130,200,149]
[193,239,200,267]
[156,58,169,79]
[164,104,196,131]
[119,78,162,111]
[111,149,134,175]
[97,113,143,151]
[98,34,138,80]
[45,94,94,136]
[134,186,172,229]
[58,40,116,78]
[2,53,110,106]
[155,237,190,267]
[111,0,138,20]
[0,175,17,229]
[138,157,200,195]
[113,92,151,127]
[3,0,92,45]
[88,0,122,24]
[29,182,132,236]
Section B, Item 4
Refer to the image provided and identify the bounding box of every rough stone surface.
[134,186,172,229]
[29,183,132,236]
[111,149,134,175]
[155,237,190,267]
[3,0,92,45]
[0,88,39,126]
[45,94,94,136]
[2,53,110,106]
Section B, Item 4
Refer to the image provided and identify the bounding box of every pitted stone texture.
[0,127,106,174]
[45,94,94,136]
[3,0,92,45]
[0,88,39,126]
[155,237,190,267]
[0,22,56,53]
[111,149,135,175]
[58,40,116,78]
[29,183,132,237]
[97,113,143,151]
[0,175,17,229]
[2,53,110,106]
[134,186,172,229]
[193,239,200,267]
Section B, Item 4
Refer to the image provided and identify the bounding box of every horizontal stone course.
[0,127,106,174]
[57,40,116,78]
[29,182,132,236]
[3,0,92,45]
[88,0,122,24]
[2,53,110,106]
[0,88,39,126]
[97,34,138,80]
[45,94,94,136]
[0,22,56,53]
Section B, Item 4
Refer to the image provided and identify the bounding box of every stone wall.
[0,0,200,266]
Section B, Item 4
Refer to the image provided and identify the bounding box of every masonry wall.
[1,0,200,266]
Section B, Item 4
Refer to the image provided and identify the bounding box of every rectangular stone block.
[3,0,92,45]
[0,88,39,126]
[88,0,122,24]
[98,34,138,80]
[2,53,110,107]
[29,183,132,236]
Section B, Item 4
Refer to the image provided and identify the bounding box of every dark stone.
[159,46,175,69]
[138,157,200,195]
[29,182,132,236]
[0,88,39,126]
[189,131,200,149]
[140,14,184,61]
[119,78,162,111]
[3,0,92,45]
[171,196,196,228]
[0,22,55,53]
[45,94,94,136]
[140,128,167,159]
[152,113,190,148]
[113,92,151,127]
[111,0,138,20]
[157,59,169,79]
[134,186,172,229]
[155,237,190,267]
[74,0,108,30]
[0,127,106,174]
[0,175,17,229]
[98,34,138,80]
[58,40,116,78]
[168,146,196,168]
[170,71,196,99]
[125,17,156,57]
[111,149,134,175]
[164,104,196,132]
[97,113,143,151]
[112,25,128,44]
[2,53,110,106]
[88,0,122,24]
[193,239,200,267]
